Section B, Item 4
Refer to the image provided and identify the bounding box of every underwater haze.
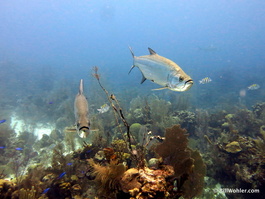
[0,0,265,198]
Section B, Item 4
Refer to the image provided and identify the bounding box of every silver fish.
[247,84,260,90]
[97,103,110,114]
[129,47,193,91]
[199,77,212,84]
[74,79,90,138]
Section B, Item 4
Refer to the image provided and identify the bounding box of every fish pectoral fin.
[90,129,99,133]
[152,87,168,91]
[148,47,157,55]
[141,74,147,84]
[128,65,135,74]
[64,126,77,133]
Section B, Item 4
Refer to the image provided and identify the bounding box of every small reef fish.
[74,79,90,138]
[42,188,50,194]
[0,147,23,150]
[199,77,212,84]
[0,119,6,124]
[129,47,193,92]
[58,172,66,179]
[97,103,110,113]
[247,84,260,90]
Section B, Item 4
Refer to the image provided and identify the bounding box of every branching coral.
[92,66,136,163]
[148,95,171,124]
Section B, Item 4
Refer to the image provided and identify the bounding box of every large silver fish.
[74,79,90,138]
[129,47,193,92]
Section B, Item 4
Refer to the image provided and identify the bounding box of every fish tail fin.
[128,46,136,74]
[79,79,84,94]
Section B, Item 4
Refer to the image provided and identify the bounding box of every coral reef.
[182,150,207,199]
[206,127,265,198]
[155,125,194,178]
[2,65,265,199]
[173,111,196,136]
[18,186,37,199]
[252,102,265,120]
[0,179,15,198]
[88,159,126,198]
[120,166,174,198]
[155,125,206,198]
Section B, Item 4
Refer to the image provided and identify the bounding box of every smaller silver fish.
[74,79,90,138]
[199,77,212,84]
[247,84,260,90]
[97,104,110,114]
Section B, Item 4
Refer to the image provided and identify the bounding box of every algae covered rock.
[148,158,162,169]
[260,125,265,140]
[225,141,242,153]
[120,166,174,198]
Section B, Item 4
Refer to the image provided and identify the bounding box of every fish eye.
[179,76,184,82]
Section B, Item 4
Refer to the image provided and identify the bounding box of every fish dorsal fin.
[128,46,135,57]
[148,48,156,55]
[79,79,84,94]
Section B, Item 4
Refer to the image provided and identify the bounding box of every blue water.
[0,0,264,121]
